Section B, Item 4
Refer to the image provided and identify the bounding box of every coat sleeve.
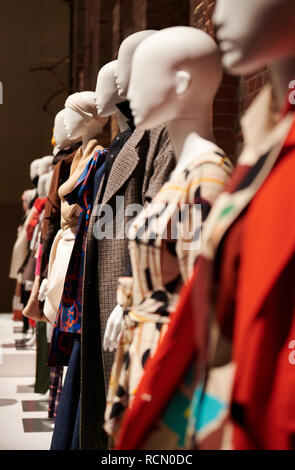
[116,127,175,310]
[143,126,176,205]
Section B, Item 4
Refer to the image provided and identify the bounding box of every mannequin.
[103,27,233,442]
[95,60,129,132]
[9,156,51,282]
[95,60,135,352]
[43,91,107,325]
[64,91,107,152]
[22,168,54,322]
[121,0,295,452]
[37,170,53,200]
[48,93,108,451]
[22,189,35,212]
[103,26,227,352]
[213,0,295,108]
[30,159,41,188]
[38,110,81,309]
[80,30,175,450]
[37,156,53,181]
[93,59,136,206]
[181,0,295,451]
[22,156,53,290]
[115,30,156,98]
[102,31,159,353]
[53,109,80,156]
[129,27,223,165]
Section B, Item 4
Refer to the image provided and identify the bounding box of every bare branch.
[42,86,68,114]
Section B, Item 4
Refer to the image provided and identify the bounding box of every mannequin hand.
[25,280,34,292]
[103,304,124,352]
[38,278,48,302]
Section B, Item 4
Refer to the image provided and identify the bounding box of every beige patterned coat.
[80,124,175,449]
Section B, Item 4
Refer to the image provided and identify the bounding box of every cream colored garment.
[43,139,103,324]
[9,207,34,280]
[43,227,76,324]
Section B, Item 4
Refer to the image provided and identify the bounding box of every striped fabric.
[104,148,233,439]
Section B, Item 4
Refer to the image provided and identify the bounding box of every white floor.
[0,314,53,450]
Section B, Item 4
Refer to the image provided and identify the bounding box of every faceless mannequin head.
[116,30,157,99]
[95,60,125,117]
[38,156,53,177]
[128,27,222,130]
[30,159,41,183]
[53,109,79,150]
[213,0,295,75]
[64,91,108,141]
[22,189,35,212]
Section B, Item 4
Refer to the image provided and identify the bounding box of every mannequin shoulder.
[171,148,233,186]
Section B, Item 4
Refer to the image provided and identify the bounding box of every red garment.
[12,281,24,321]
[230,135,295,449]
[28,318,36,328]
[214,117,295,449]
[117,114,295,450]
[115,164,252,450]
[26,197,47,241]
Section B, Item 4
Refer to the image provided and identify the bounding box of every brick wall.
[190,0,240,160]
[237,68,271,153]
[72,0,271,159]
[190,0,215,35]
[240,68,271,114]
[214,74,240,159]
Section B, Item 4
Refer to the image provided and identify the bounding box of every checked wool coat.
[80,124,175,449]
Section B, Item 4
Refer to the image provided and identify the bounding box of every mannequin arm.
[103,304,124,352]
[38,277,49,302]
[103,276,133,352]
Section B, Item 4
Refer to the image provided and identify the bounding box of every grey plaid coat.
[80,124,175,449]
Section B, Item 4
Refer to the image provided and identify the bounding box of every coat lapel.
[100,129,145,207]
[238,116,295,329]
[201,113,293,261]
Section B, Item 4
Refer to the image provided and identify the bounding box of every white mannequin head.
[64,91,108,141]
[53,109,80,150]
[128,26,222,130]
[30,159,41,182]
[37,156,53,177]
[213,0,295,75]
[116,30,157,99]
[22,189,35,211]
[95,60,125,117]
